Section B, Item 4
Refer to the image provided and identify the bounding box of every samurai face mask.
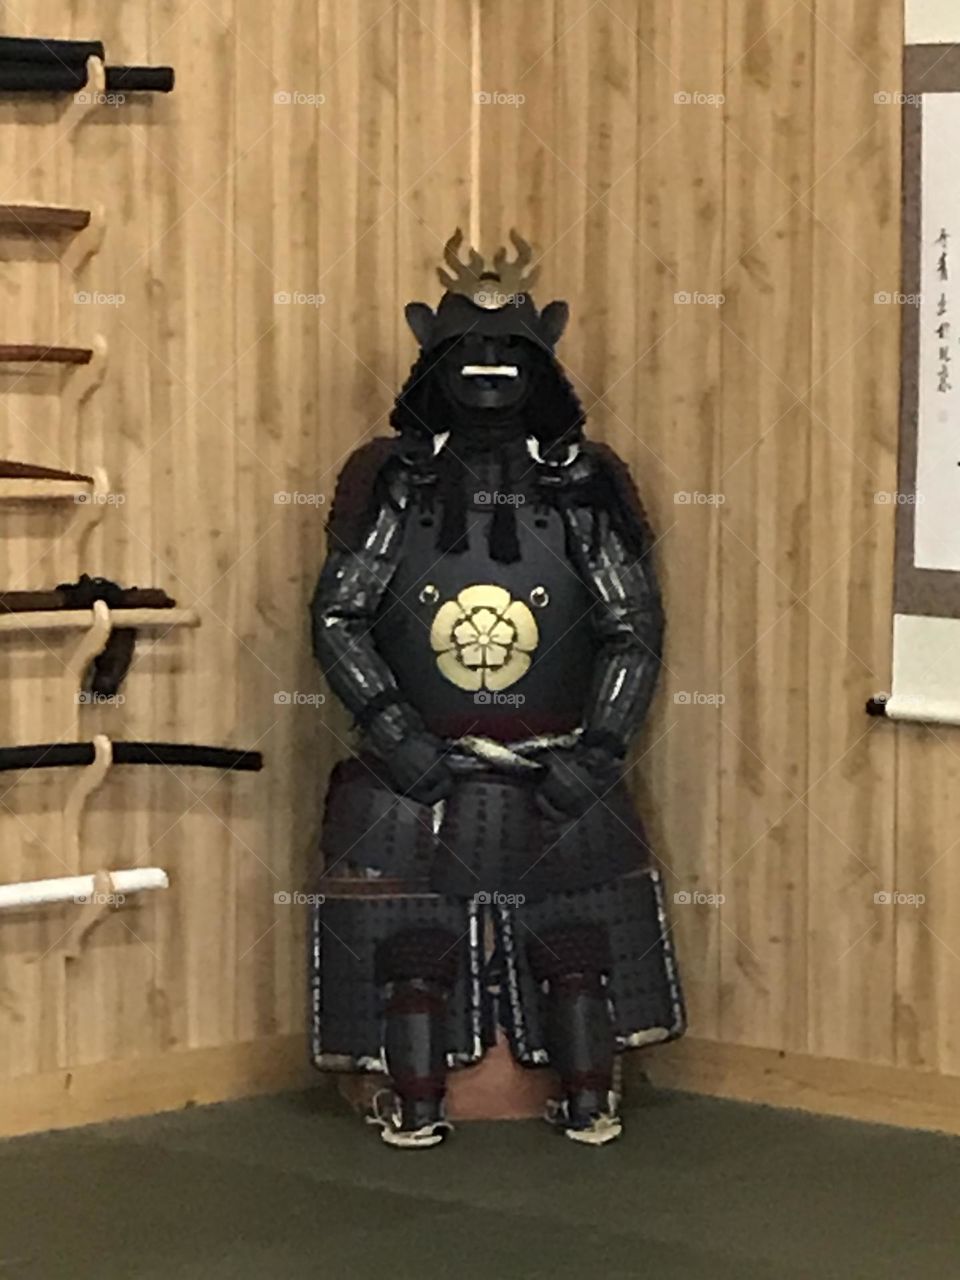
[404,229,570,418]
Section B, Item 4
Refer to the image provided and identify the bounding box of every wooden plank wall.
[0,0,954,1136]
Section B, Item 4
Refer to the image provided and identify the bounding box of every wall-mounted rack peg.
[62,55,106,129]
[2,734,260,966]
[0,866,170,963]
[0,204,90,234]
[0,574,194,692]
[0,595,201,692]
[62,866,169,959]
[0,735,172,962]
[0,344,93,365]
[0,336,108,417]
[0,459,97,503]
[63,333,108,415]
[0,466,113,560]
[0,203,105,269]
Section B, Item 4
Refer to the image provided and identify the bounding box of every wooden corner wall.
[0,0,951,1138]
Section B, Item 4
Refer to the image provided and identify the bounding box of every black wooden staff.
[0,36,104,64]
[0,62,84,91]
[0,743,264,772]
[106,66,175,93]
[0,63,175,93]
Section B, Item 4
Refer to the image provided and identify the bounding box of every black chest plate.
[373,500,597,740]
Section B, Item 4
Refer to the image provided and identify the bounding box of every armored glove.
[364,702,453,805]
[384,733,453,805]
[535,742,624,822]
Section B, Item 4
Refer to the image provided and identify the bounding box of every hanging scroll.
[905,1,960,46]
[883,14,960,724]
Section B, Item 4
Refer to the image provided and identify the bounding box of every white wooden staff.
[0,868,169,911]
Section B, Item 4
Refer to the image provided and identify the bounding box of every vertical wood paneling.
[553,0,639,450]
[806,0,900,1063]
[0,0,70,1081]
[232,0,322,1044]
[397,0,473,374]
[895,727,959,1071]
[633,0,725,1040]
[719,0,814,1051]
[478,0,556,255]
[66,0,158,1069]
[315,0,398,839]
[147,0,240,1053]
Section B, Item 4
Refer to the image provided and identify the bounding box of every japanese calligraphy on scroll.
[916,100,960,571]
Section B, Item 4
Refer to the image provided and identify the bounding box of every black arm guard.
[561,455,665,758]
[310,443,425,749]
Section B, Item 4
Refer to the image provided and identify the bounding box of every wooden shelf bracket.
[62,56,107,132]
[62,202,106,273]
[63,333,107,418]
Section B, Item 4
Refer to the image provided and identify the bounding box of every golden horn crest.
[436,228,540,305]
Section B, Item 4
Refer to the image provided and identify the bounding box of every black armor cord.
[489,446,522,563]
[436,450,470,555]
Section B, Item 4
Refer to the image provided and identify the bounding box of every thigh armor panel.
[309,885,484,1071]
[321,759,650,899]
[494,869,685,1066]
[433,772,650,898]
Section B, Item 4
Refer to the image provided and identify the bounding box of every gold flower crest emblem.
[429,584,539,692]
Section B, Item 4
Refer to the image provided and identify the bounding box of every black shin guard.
[377,927,459,1131]
[545,974,615,1125]
[383,979,449,1129]
[528,925,616,1126]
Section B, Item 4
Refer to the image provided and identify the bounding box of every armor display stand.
[341,1045,557,1122]
[451,880,554,1119]
[445,1039,557,1121]
[443,903,556,1121]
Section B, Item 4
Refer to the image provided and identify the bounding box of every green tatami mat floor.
[1,1085,958,1279]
